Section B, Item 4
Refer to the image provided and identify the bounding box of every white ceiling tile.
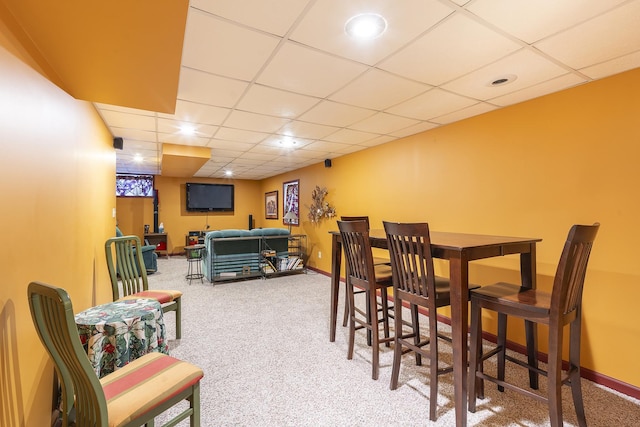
[290,0,455,65]
[256,42,368,98]
[209,139,256,151]
[379,12,522,86]
[156,118,217,138]
[442,49,569,100]
[224,110,290,133]
[323,128,380,144]
[430,102,498,125]
[467,0,629,44]
[298,100,375,127]
[534,1,640,69]
[490,73,587,107]
[182,9,280,81]
[386,88,477,120]
[190,0,311,36]
[580,51,640,79]
[95,103,156,116]
[158,100,231,126]
[177,68,248,107]
[236,84,320,118]
[329,68,431,110]
[350,112,421,134]
[279,121,340,140]
[157,132,211,146]
[389,122,439,138]
[110,127,158,143]
[358,135,395,148]
[99,110,156,131]
[213,127,268,144]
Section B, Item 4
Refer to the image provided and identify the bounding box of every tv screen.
[116,174,154,197]
[186,183,234,212]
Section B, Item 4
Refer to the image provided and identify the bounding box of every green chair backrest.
[105,235,149,301]
[27,281,108,426]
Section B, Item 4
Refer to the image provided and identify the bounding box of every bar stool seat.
[185,244,205,285]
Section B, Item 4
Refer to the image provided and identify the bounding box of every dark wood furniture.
[145,232,169,258]
[329,228,542,427]
[340,216,390,327]
[337,220,394,380]
[468,223,599,427]
[383,221,453,421]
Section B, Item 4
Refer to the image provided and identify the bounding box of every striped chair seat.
[102,352,204,427]
[119,289,182,304]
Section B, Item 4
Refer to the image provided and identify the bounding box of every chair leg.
[569,315,587,427]
[175,297,182,340]
[390,296,403,390]
[468,300,481,411]
[347,282,356,360]
[497,312,507,392]
[525,319,539,389]
[365,290,372,346]
[428,302,439,421]
[370,285,381,380]
[381,288,391,347]
[342,277,350,327]
[191,383,201,427]
[411,303,421,366]
[548,326,564,427]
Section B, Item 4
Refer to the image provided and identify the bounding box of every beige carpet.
[148,257,640,426]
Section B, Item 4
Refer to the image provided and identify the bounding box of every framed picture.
[283,179,299,226]
[265,191,278,219]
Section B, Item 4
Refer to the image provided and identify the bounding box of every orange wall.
[0,27,115,427]
[116,176,266,253]
[260,68,640,389]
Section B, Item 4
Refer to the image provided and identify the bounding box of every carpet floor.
[149,256,640,426]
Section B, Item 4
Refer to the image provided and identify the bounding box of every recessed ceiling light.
[345,13,387,39]
[488,74,517,87]
[179,124,196,135]
[134,154,143,163]
[279,136,297,148]
[225,170,233,177]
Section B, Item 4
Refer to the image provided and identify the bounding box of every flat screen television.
[186,183,234,212]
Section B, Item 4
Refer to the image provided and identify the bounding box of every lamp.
[283,211,298,233]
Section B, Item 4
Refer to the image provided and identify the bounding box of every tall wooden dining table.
[329,229,542,427]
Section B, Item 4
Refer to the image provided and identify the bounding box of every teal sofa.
[202,228,290,282]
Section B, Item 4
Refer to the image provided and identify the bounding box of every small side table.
[75,298,169,378]
[185,244,205,285]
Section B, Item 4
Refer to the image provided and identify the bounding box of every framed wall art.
[265,190,278,219]
[282,179,299,226]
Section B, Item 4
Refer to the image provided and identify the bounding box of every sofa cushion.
[250,228,290,236]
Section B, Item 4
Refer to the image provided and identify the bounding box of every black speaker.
[324,158,332,168]
[248,214,253,230]
[113,137,124,150]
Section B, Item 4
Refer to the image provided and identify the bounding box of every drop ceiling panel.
[98,110,157,131]
[256,42,368,98]
[490,73,587,107]
[467,0,629,44]
[329,68,431,110]
[298,100,375,127]
[323,128,380,144]
[157,100,231,125]
[182,9,280,80]
[177,68,248,107]
[289,0,455,65]
[236,84,320,118]
[379,12,522,86]
[223,110,290,133]
[534,1,640,69]
[350,112,421,135]
[212,127,268,144]
[386,88,477,121]
[442,49,570,100]
[580,50,640,79]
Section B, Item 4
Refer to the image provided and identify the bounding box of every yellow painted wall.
[0,25,115,427]
[116,176,266,253]
[261,69,640,389]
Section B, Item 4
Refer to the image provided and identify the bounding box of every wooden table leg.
[330,234,342,342]
[449,254,468,427]
[521,244,539,389]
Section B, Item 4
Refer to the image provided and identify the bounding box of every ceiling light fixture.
[224,170,233,177]
[179,124,196,135]
[489,74,517,87]
[279,136,297,148]
[133,154,143,163]
[345,13,387,39]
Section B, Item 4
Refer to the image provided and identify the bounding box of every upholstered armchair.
[116,226,157,274]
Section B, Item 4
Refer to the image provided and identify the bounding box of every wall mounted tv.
[186,183,234,212]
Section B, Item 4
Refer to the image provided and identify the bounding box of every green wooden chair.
[106,235,182,339]
[27,281,203,427]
